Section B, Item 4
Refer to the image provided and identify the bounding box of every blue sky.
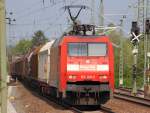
[6,0,137,44]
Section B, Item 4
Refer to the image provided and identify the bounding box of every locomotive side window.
[68,43,107,56]
[88,43,107,56]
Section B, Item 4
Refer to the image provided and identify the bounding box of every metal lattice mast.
[137,0,145,31]
[91,0,95,25]
[99,0,104,27]
[138,0,150,86]
[146,0,150,84]
[119,18,124,87]
[137,0,147,86]
[146,0,150,18]
[142,0,148,86]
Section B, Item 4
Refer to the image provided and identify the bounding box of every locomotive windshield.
[68,43,107,56]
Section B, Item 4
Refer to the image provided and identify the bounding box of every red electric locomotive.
[48,6,114,105]
[49,33,114,105]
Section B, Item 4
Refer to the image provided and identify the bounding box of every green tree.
[106,23,133,88]
[32,30,48,47]
[12,39,32,55]
[10,30,48,56]
[107,24,144,88]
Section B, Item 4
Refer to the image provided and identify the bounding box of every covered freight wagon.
[14,58,25,80]
[38,40,55,83]
[29,46,43,78]
[22,51,33,78]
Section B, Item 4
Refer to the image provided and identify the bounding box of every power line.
[15,0,64,20]
[11,23,70,26]
[11,1,66,39]
[10,0,90,40]
[14,0,42,15]
[14,0,61,16]
[43,9,67,33]
[24,0,79,24]
[8,0,66,40]
[104,13,131,16]
[10,9,67,40]
[97,13,129,34]
[41,0,81,32]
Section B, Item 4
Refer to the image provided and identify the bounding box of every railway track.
[71,105,115,113]
[15,82,150,113]
[116,87,144,95]
[32,93,114,113]
[100,105,115,113]
[49,97,114,113]
[114,88,150,107]
[11,81,148,113]
[21,82,114,113]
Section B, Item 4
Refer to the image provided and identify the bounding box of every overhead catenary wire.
[35,0,80,31]
[11,23,71,26]
[96,0,134,34]
[8,0,70,40]
[14,0,61,16]
[30,0,86,25]
[43,0,80,33]
[10,0,132,41]
[104,13,131,16]
[15,0,64,20]
[14,0,42,15]
[9,1,84,32]
[94,5,131,35]
[13,0,80,39]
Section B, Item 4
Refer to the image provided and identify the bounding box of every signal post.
[130,21,141,94]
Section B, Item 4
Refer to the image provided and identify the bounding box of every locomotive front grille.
[67,82,110,92]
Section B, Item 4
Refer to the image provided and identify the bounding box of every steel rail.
[117,87,144,92]
[10,81,116,113]
[115,87,144,95]
[114,92,150,107]
[100,105,115,113]
[18,81,83,113]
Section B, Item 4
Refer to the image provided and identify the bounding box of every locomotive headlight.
[72,75,77,79]
[103,75,107,79]
[69,75,73,79]
[99,75,108,79]
[68,75,76,79]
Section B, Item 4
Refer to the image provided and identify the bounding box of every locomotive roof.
[61,35,110,43]
[64,35,107,38]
